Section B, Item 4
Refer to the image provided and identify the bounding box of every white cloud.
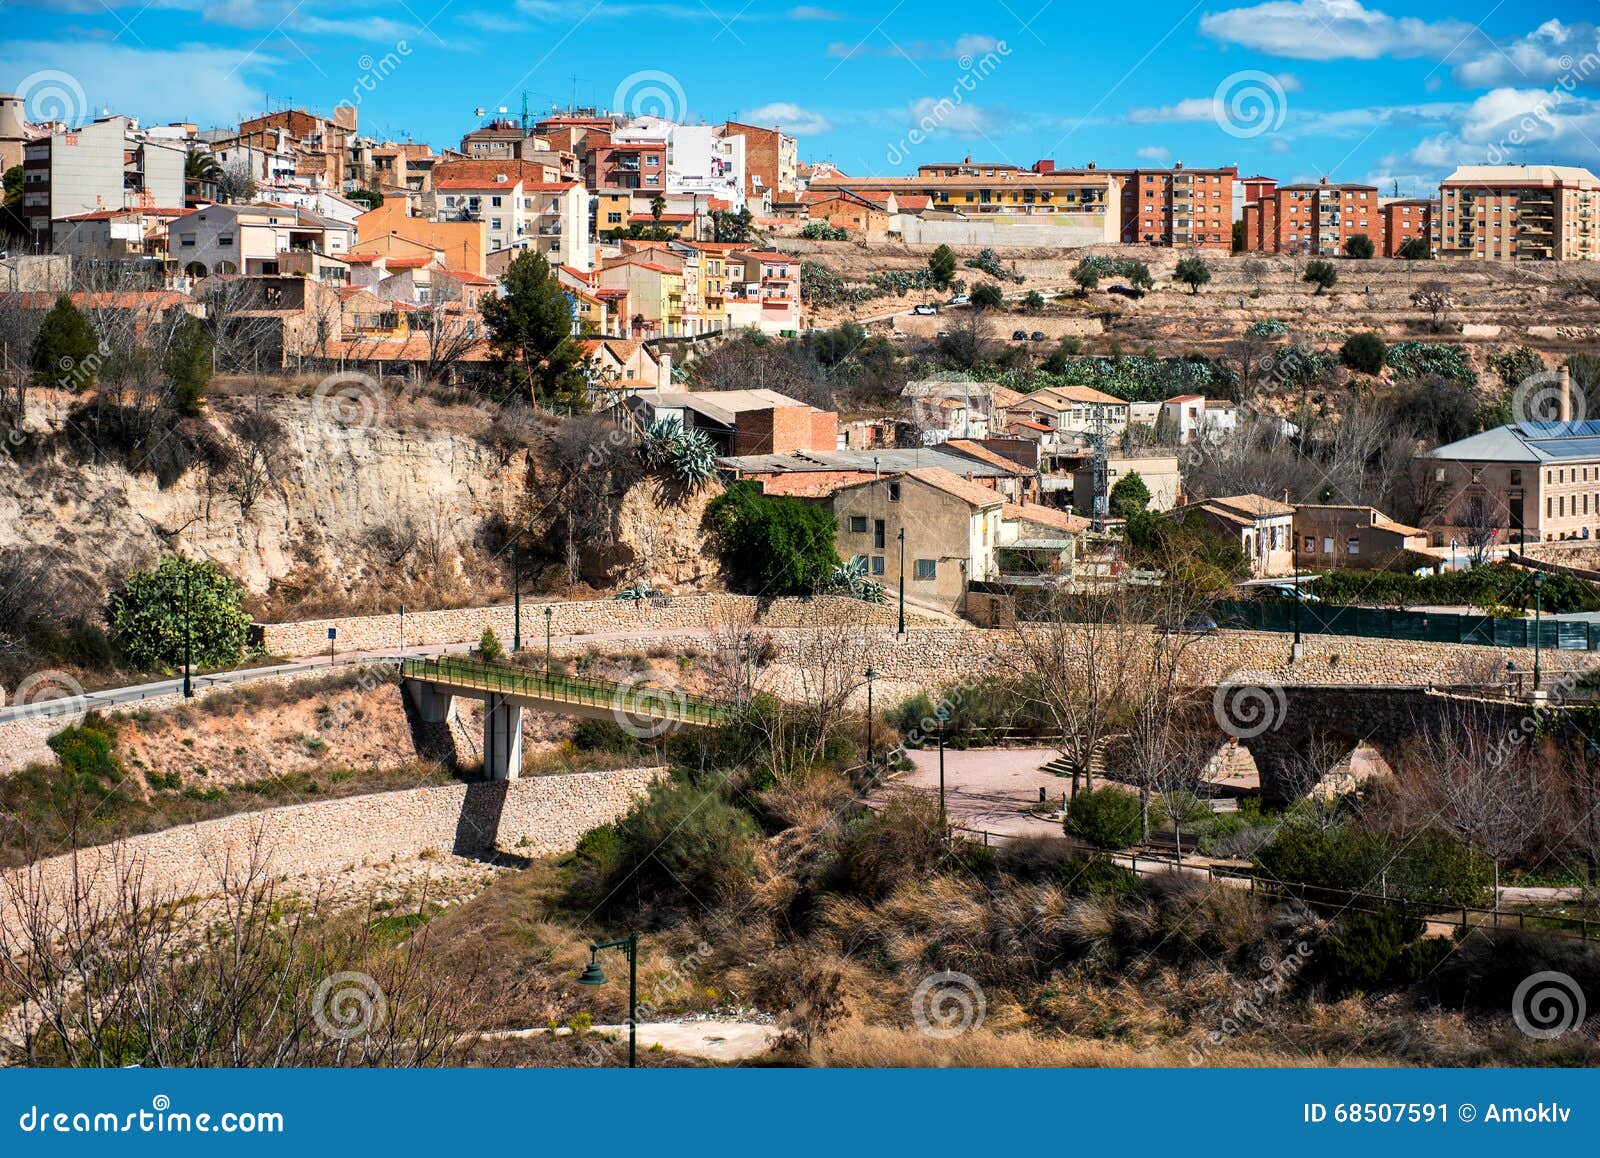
[1128,97,1218,123]
[1389,87,1600,176]
[1136,145,1171,161]
[0,40,274,126]
[828,33,1005,61]
[740,102,832,135]
[1455,20,1600,88]
[1200,0,1478,61]
[788,5,845,19]
[906,96,999,134]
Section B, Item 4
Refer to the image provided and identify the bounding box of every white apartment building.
[175,202,354,280]
[613,117,749,212]
[22,115,187,246]
[434,173,592,271]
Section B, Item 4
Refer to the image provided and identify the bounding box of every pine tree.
[29,295,98,390]
[164,314,213,415]
[479,252,590,409]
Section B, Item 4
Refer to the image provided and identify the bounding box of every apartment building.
[1266,179,1383,256]
[1106,163,1236,249]
[430,160,592,271]
[1439,165,1600,261]
[174,202,354,280]
[22,115,187,247]
[718,121,797,214]
[235,108,362,190]
[1006,384,1130,440]
[591,131,667,192]
[356,195,485,275]
[1380,198,1436,257]
[371,143,440,193]
[724,249,799,335]
[597,255,684,337]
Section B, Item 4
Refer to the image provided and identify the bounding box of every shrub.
[1063,787,1141,850]
[928,244,958,289]
[1108,471,1150,519]
[800,221,847,240]
[1303,260,1338,293]
[1021,290,1045,311]
[1343,233,1375,259]
[1174,255,1211,294]
[106,555,251,671]
[603,778,760,908]
[47,715,123,791]
[163,315,212,415]
[705,481,841,596]
[478,627,504,661]
[1255,824,1490,908]
[1319,908,1419,996]
[1340,332,1386,375]
[1397,237,1430,259]
[572,718,639,753]
[970,282,1005,310]
[824,795,945,900]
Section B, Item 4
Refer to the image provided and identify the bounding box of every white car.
[947,294,970,306]
[912,304,938,316]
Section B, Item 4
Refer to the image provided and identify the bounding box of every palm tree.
[185,150,224,184]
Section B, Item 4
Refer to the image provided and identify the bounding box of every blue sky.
[3,0,1597,193]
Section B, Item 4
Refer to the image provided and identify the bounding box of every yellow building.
[356,195,486,275]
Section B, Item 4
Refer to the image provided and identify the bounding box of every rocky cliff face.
[0,389,516,603]
[610,475,726,593]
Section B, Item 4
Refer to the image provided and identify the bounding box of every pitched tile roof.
[906,466,1005,509]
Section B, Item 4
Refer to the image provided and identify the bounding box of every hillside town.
[4,48,1600,1081]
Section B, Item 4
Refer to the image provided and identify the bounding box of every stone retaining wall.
[1,767,663,931]
[255,593,952,657]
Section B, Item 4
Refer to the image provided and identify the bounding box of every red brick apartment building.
[1239,177,1383,255]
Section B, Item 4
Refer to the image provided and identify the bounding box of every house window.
[873,519,885,549]
[1510,469,1522,485]
[849,515,867,533]
[888,482,901,502]
[1303,535,1315,553]
[914,559,937,580]
[1322,537,1333,554]
[870,556,885,576]
[1346,537,1360,555]
[217,233,234,246]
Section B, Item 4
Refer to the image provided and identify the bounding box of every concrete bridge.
[1214,683,1553,804]
[400,657,732,780]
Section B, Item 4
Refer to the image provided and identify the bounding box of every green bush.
[30,295,98,389]
[1174,255,1211,293]
[1385,341,1477,385]
[1303,260,1338,293]
[603,778,760,908]
[106,555,252,671]
[1255,824,1490,908]
[1320,908,1419,996]
[1343,233,1375,259]
[478,627,504,661]
[1108,471,1150,519]
[1310,561,1598,613]
[572,718,639,753]
[705,481,841,596]
[47,716,123,792]
[970,282,1005,310]
[1340,332,1386,375]
[1063,787,1142,850]
[824,795,946,900]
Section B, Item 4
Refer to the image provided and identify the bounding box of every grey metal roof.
[1431,421,1600,464]
[720,446,1019,478]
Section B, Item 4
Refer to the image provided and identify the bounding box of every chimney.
[1560,365,1574,423]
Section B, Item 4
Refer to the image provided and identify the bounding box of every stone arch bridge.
[1212,683,1566,804]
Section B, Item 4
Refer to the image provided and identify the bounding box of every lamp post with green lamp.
[511,542,522,654]
[864,666,878,767]
[576,932,639,1068]
[544,605,554,669]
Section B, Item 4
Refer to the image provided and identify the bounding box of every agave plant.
[664,427,718,488]
[828,557,886,604]
[638,417,683,470]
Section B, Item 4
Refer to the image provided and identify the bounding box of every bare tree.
[417,274,485,387]
[1397,719,1553,910]
[211,390,288,514]
[1412,281,1453,334]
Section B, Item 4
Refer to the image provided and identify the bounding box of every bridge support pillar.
[406,680,456,724]
[482,694,524,781]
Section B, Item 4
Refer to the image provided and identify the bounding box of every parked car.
[936,329,951,338]
[892,329,907,339]
[1012,330,1029,341]
[1160,613,1219,635]
[947,294,970,306]
[1107,284,1145,300]
[912,304,938,316]
[1031,331,1047,341]
[1260,583,1320,603]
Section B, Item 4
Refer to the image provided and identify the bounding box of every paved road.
[488,1021,776,1062]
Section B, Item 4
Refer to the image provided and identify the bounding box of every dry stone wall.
[256,593,953,657]
[2,767,663,931]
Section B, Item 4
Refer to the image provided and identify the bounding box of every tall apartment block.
[22,115,187,248]
[1439,165,1600,261]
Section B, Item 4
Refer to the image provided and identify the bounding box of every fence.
[400,656,734,726]
[1212,599,1600,652]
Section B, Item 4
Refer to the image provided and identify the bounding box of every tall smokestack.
[1560,365,1573,423]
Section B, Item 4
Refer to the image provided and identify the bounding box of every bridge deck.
[400,656,734,727]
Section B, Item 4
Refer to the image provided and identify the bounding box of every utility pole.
[182,560,194,698]
[511,542,522,654]
[897,527,906,638]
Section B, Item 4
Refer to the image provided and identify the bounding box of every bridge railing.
[400,656,735,726]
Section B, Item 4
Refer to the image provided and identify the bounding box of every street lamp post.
[181,561,194,699]
[544,605,554,669]
[511,542,522,654]
[864,666,878,767]
[937,716,946,833]
[576,932,639,1068]
[1534,570,1546,692]
[1291,533,1303,663]
[897,527,906,639]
